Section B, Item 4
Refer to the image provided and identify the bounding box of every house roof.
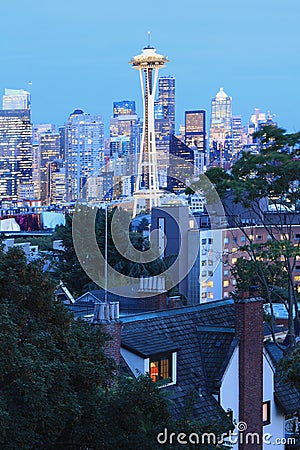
[121,299,235,423]
[265,342,300,416]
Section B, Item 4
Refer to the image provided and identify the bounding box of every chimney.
[235,295,264,450]
[138,276,167,310]
[93,302,122,366]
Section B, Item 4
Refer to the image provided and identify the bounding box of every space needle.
[130,34,169,216]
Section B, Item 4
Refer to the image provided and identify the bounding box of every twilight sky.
[0,0,299,134]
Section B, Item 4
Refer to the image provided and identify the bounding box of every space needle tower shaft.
[130,35,169,216]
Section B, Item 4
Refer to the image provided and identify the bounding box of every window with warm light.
[207,281,214,287]
[263,401,271,425]
[208,292,214,299]
[232,258,237,264]
[223,280,229,287]
[149,353,173,383]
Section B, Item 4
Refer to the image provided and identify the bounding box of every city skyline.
[0,0,299,133]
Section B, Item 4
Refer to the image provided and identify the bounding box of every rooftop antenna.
[147,31,151,48]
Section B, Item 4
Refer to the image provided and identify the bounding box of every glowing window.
[232,258,237,264]
[207,281,214,287]
[150,354,172,383]
[207,292,214,299]
[223,280,229,287]
[263,401,271,426]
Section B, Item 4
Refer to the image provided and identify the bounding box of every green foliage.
[280,347,300,393]
[53,207,173,297]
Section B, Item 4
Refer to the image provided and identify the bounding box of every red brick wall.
[235,297,264,450]
[103,321,123,366]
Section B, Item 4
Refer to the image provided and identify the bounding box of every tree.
[204,126,300,349]
[0,246,232,449]
[53,207,174,297]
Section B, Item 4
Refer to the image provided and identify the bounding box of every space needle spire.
[130,37,169,216]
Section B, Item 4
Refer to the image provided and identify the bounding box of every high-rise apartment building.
[2,88,30,110]
[65,109,105,201]
[0,109,33,200]
[209,87,232,167]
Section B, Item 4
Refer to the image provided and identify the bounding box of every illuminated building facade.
[113,100,136,117]
[0,109,33,200]
[65,109,105,201]
[185,110,206,170]
[158,76,175,134]
[38,132,60,204]
[209,87,232,167]
[2,88,30,110]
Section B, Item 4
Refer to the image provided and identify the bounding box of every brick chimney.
[235,295,264,450]
[93,302,122,366]
[137,276,167,310]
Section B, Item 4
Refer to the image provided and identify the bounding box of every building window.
[208,292,214,299]
[232,257,237,265]
[202,260,207,266]
[224,237,229,245]
[201,292,207,299]
[208,259,214,266]
[202,281,207,288]
[207,281,214,287]
[256,235,263,240]
[202,270,207,277]
[263,401,271,426]
[208,270,213,277]
[208,238,213,244]
[223,280,229,287]
[241,236,246,242]
[224,270,229,276]
[150,353,172,383]
[202,238,206,245]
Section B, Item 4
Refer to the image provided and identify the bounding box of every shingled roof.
[265,342,300,417]
[121,299,235,423]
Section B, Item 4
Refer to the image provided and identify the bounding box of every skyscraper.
[0,109,33,200]
[158,76,175,134]
[65,109,105,201]
[167,135,194,194]
[38,132,61,204]
[130,41,169,216]
[209,87,232,167]
[185,110,206,170]
[2,89,30,110]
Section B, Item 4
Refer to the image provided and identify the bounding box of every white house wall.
[263,351,285,450]
[120,348,145,377]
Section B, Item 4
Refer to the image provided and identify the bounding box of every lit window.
[232,258,237,264]
[294,276,300,282]
[249,235,254,241]
[202,281,207,288]
[232,247,237,253]
[150,353,172,383]
[223,280,229,287]
[208,292,214,299]
[224,292,229,298]
[207,281,214,287]
[263,401,271,426]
